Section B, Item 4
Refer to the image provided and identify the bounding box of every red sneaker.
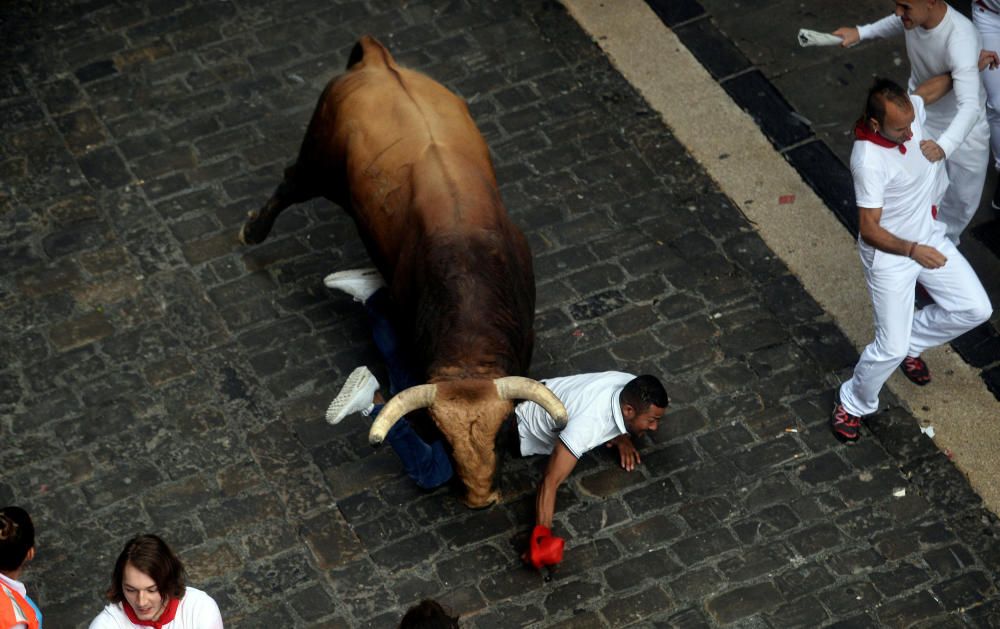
[830,403,861,443]
[900,356,931,386]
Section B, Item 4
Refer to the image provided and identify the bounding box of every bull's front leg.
[239,164,314,245]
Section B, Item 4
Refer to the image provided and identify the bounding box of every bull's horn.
[494,377,568,426]
[368,384,437,445]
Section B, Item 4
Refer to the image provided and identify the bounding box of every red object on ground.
[528,525,565,568]
[778,194,796,205]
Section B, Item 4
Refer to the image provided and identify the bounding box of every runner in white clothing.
[89,535,223,629]
[835,0,991,244]
[516,371,667,568]
[972,0,1000,207]
[831,77,992,443]
[89,588,221,629]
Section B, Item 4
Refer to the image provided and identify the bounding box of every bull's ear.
[347,40,365,69]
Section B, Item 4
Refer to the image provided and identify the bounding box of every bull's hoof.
[239,213,269,245]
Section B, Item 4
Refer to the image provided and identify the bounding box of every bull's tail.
[346,35,396,71]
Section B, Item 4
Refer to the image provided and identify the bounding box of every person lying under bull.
[324,268,669,569]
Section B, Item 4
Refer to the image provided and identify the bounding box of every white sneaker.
[326,366,380,424]
[323,268,385,303]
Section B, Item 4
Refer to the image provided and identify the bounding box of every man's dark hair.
[621,375,668,411]
[864,77,910,127]
[0,506,34,573]
[399,599,460,629]
[106,534,187,603]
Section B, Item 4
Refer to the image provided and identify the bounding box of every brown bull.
[240,35,567,507]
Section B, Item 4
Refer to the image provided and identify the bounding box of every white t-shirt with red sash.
[850,94,949,266]
[87,587,222,629]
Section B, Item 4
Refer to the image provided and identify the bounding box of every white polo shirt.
[515,371,633,458]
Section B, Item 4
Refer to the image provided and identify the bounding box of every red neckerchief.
[854,119,907,154]
[123,597,180,628]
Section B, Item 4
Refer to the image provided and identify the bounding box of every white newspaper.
[797,29,844,47]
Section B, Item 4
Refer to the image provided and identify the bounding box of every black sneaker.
[830,403,861,443]
[900,356,931,386]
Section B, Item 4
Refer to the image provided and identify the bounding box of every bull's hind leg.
[239,164,316,245]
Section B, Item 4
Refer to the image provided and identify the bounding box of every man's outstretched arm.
[534,441,578,529]
[833,13,904,47]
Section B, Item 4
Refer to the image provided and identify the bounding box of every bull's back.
[323,37,504,261]
[314,39,536,378]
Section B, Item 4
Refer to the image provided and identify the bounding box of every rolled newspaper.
[797,28,845,47]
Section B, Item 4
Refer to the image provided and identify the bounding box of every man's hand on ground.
[606,434,641,471]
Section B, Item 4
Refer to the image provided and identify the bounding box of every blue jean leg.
[364,289,453,489]
[365,288,421,395]
[373,403,454,489]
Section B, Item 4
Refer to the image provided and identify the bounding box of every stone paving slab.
[3,1,1000,627]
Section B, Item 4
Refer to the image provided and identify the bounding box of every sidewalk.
[3,0,1000,626]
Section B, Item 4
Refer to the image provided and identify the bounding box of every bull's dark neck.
[405,228,533,380]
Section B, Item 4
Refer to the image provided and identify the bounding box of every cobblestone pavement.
[3,1,1000,627]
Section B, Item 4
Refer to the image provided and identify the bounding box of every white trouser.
[974,3,1000,170]
[839,230,992,417]
[925,112,990,244]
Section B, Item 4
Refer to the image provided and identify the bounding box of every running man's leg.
[974,6,1000,176]
[909,237,993,356]
[839,256,921,416]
